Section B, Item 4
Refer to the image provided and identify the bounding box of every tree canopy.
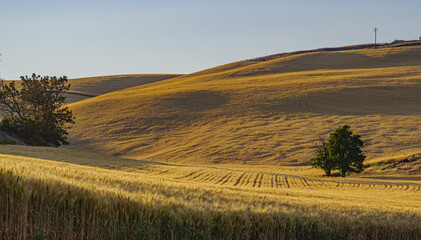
[0,74,74,146]
[311,125,365,177]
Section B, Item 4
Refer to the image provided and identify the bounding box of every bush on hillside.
[0,74,74,146]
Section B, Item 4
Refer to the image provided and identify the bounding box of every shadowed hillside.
[65,74,182,103]
[68,46,421,165]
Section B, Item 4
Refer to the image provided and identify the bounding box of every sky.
[1,0,421,80]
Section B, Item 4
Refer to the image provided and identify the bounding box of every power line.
[373,28,379,46]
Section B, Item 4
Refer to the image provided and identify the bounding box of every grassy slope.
[65,74,182,103]
[0,145,420,239]
[67,46,421,165]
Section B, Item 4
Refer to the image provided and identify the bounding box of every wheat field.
[0,145,420,239]
[1,44,421,239]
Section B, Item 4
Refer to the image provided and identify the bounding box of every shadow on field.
[360,176,421,181]
[264,85,421,116]
[0,145,173,171]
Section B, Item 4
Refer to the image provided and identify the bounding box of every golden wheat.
[0,145,419,239]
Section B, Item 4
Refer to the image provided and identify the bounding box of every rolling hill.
[65,74,182,103]
[67,45,421,165]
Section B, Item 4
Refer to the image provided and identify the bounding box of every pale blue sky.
[1,0,420,79]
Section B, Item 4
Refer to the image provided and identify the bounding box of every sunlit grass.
[0,145,420,239]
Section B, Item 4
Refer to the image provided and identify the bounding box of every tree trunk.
[341,171,346,177]
[325,170,331,176]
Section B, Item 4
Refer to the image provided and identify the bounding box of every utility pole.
[373,28,379,47]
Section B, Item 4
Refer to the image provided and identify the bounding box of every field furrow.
[285,176,290,188]
[196,171,214,181]
[271,174,275,188]
[221,172,238,185]
[252,173,261,187]
[189,170,208,180]
[238,173,251,187]
[233,172,247,186]
[243,173,256,187]
[214,172,234,185]
[257,173,265,188]
[201,171,219,182]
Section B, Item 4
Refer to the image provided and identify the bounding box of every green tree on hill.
[329,125,365,177]
[311,125,365,177]
[0,74,74,146]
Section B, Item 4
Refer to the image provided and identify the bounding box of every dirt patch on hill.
[364,154,421,176]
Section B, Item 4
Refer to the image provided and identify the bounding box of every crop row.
[160,167,421,192]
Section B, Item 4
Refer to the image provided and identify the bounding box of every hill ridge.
[187,40,421,79]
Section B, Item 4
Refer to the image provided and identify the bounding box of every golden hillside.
[68,46,421,165]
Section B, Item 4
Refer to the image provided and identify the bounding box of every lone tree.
[311,125,365,177]
[329,125,365,177]
[0,74,74,146]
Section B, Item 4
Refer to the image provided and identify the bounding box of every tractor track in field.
[233,172,247,186]
[151,164,420,193]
